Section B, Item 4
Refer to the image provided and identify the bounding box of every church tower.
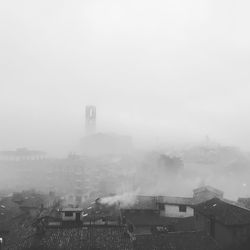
[85,105,96,135]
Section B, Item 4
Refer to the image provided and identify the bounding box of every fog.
[1,0,250,155]
[1,1,250,202]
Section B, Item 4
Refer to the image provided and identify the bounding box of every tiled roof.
[157,196,194,205]
[194,198,250,225]
[6,227,133,250]
[4,224,219,250]
[3,218,35,249]
[122,196,158,210]
[122,211,179,226]
[8,227,221,250]
[238,198,250,209]
[19,195,45,209]
[0,197,25,232]
[60,208,83,212]
[0,197,23,218]
[133,231,222,250]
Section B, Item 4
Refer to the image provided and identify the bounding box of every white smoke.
[99,191,139,208]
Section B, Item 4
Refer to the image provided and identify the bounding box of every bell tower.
[85,105,96,135]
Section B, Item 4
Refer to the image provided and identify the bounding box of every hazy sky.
[1,0,250,155]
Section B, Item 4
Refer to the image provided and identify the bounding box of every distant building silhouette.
[0,148,46,161]
[85,105,96,136]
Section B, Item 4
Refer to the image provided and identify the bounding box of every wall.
[194,211,250,249]
[175,216,195,231]
[231,225,250,249]
[213,221,234,248]
[62,212,76,221]
[194,211,211,232]
[161,204,193,218]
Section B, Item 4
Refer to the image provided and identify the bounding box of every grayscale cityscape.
[1,1,250,250]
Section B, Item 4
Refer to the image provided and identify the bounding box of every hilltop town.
[1,107,250,250]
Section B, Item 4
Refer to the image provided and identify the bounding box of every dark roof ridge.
[195,197,250,226]
[221,198,250,211]
[136,195,156,198]
[166,230,201,234]
[157,195,192,199]
[134,195,193,199]
[207,197,250,212]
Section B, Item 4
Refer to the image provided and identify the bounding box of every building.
[121,196,168,235]
[156,186,224,219]
[121,196,195,235]
[133,231,221,250]
[120,186,225,235]
[194,198,250,249]
[0,148,46,161]
[82,105,133,156]
[60,208,83,224]
[193,186,224,203]
[157,196,194,218]
[6,227,133,250]
[145,186,224,220]
[85,105,96,136]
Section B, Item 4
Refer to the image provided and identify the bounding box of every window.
[64,211,73,217]
[179,205,187,212]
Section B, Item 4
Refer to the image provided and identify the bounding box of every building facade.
[194,198,250,249]
[157,196,194,218]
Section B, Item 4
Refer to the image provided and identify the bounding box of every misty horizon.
[1,0,250,156]
[1,2,250,249]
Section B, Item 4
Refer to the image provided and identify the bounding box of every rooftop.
[19,195,45,209]
[122,210,179,226]
[122,196,158,210]
[5,227,132,250]
[60,208,83,212]
[157,196,194,205]
[0,148,46,156]
[133,231,221,250]
[194,197,250,226]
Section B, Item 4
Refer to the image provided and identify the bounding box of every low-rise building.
[194,198,250,249]
[155,185,224,219]
[157,196,194,218]
[121,186,225,234]
[60,208,83,224]
[133,231,221,250]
